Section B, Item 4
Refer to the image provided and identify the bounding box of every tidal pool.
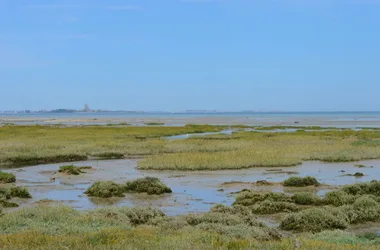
[3,159,380,216]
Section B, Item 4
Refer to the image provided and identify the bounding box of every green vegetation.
[144,122,165,125]
[58,165,92,175]
[124,177,172,195]
[0,205,379,249]
[0,171,16,183]
[0,125,224,167]
[292,192,322,205]
[0,186,32,208]
[233,191,292,206]
[85,177,172,197]
[323,191,356,206]
[85,181,125,198]
[283,176,320,187]
[280,207,349,232]
[9,186,32,198]
[1,126,380,170]
[251,200,299,214]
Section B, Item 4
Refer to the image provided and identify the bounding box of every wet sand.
[4,159,380,216]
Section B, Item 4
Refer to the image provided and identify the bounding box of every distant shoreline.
[2,111,380,128]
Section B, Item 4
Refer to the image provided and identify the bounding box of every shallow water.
[4,159,380,215]
[165,130,234,140]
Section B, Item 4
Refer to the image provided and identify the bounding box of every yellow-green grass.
[140,131,380,170]
[2,125,380,170]
[0,125,224,167]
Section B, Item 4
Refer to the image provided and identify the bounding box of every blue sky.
[0,0,379,111]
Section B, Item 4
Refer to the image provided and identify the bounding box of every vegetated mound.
[183,204,281,240]
[85,178,172,198]
[124,177,172,195]
[85,181,125,198]
[280,207,349,232]
[58,165,92,175]
[0,186,32,208]
[278,181,380,233]
[291,192,322,205]
[283,176,320,187]
[0,171,16,184]
[9,186,32,198]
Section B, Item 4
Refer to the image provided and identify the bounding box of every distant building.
[83,104,91,112]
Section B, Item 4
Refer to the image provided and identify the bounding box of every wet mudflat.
[4,159,380,216]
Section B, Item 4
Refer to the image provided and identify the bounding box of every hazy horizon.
[1,1,379,111]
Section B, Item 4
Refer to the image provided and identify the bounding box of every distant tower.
[84,104,91,112]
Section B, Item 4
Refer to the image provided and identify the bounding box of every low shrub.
[280,207,349,232]
[121,207,165,225]
[85,181,125,198]
[10,186,32,198]
[283,176,320,187]
[59,165,84,175]
[233,191,292,206]
[342,181,380,196]
[342,196,380,224]
[292,192,322,205]
[0,171,16,183]
[252,200,299,214]
[124,177,172,195]
[324,191,356,206]
[0,200,19,208]
[0,187,11,200]
[184,204,281,240]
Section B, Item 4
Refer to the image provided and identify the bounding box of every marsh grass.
[278,181,380,233]
[2,126,380,170]
[85,181,125,198]
[283,176,320,187]
[291,192,322,205]
[10,186,32,198]
[0,125,224,167]
[0,171,16,183]
[59,165,85,175]
[124,177,172,195]
[280,207,349,232]
[251,200,299,214]
[0,205,379,249]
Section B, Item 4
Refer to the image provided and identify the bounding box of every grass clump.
[233,190,292,206]
[342,196,380,224]
[323,191,356,206]
[185,204,281,240]
[341,180,380,196]
[292,192,322,205]
[124,177,172,195]
[283,176,320,187]
[280,207,349,232]
[10,186,32,198]
[59,165,84,175]
[252,200,299,214]
[0,171,16,183]
[85,181,125,198]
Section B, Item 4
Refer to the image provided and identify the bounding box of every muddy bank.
[2,159,380,215]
